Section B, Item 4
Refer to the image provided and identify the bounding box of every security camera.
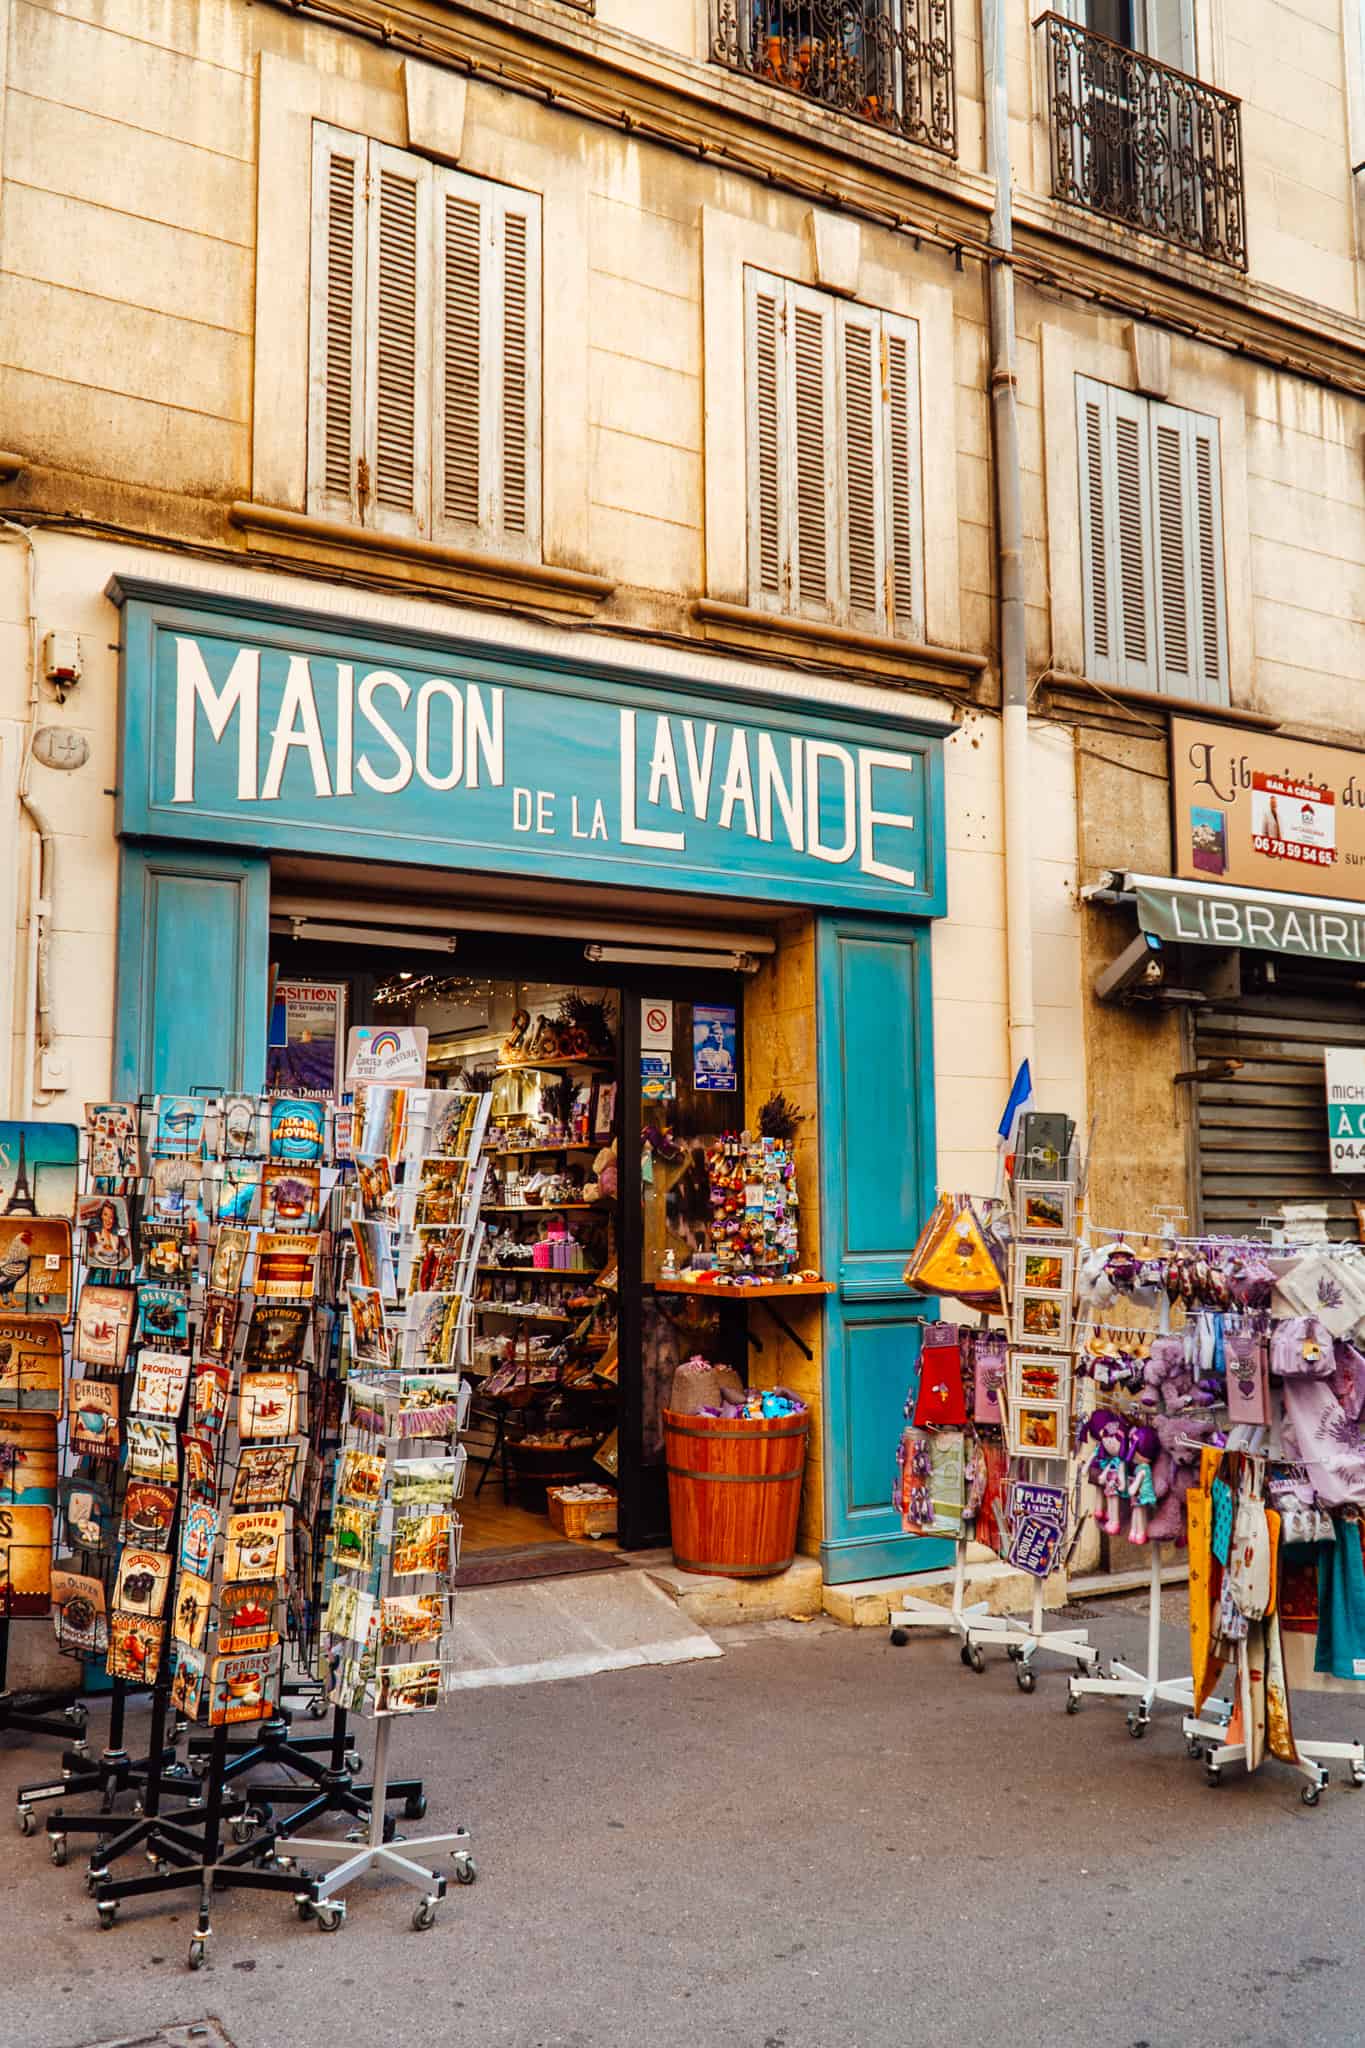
[1093,930,1166,1003]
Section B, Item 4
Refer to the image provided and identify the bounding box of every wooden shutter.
[1150,400,1227,703]
[308,125,368,525]
[363,143,432,537]
[1077,376,1156,690]
[880,310,923,638]
[837,304,884,628]
[787,283,838,616]
[744,269,789,608]
[433,171,542,556]
[1189,411,1228,701]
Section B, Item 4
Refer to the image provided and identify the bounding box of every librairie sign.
[112,585,946,918]
[1171,714,1365,901]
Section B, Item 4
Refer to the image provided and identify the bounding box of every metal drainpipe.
[1,518,57,1115]
[982,0,1036,1077]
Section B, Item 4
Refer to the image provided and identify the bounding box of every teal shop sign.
[110,580,948,918]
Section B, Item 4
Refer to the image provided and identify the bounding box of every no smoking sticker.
[641,1000,673,1051]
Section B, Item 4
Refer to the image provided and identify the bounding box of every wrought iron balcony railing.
[712,2,957,158]
[1039,12,1246,270]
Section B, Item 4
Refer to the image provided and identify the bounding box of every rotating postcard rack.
[290,1085,489,1932]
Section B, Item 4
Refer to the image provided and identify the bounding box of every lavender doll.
[1125,1423,1160,1545]
[1085,1408,1129,1537]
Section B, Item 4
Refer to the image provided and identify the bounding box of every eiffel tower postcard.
[0,1121,79,1221]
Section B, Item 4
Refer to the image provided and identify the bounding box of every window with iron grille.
[713,2,957,158]
[1076,376,1227,702]
[308,125,542,558]
[744,269,923,639]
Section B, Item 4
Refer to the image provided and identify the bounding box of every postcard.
[220,1093,261,1159]
[262,1164,321,1232]
[346,1286,391,1368]
[208,1225,252,1296]
[336,1449,385,1506]
[402,1292,462,1369]
[375,1660,443,1715]
[238,1372,300,1440]
[169,1646,207,1719]
[60,1475,115,1555]
[191,1361,233,1438]
[77,1284,136,1369]
[153,1094,206,1158]
[356,1154,395,1221]
[139,1218,198,1284]
[424,1092,479,1161]
[380,1594,444,1646]
[115,1546,171,1619]
[358,1086,407,1162]
[70,1378,120,1456]
[107,1610,164,1684]
[149,1154,206,1223]
[269,1097,326,1164]
[350,1219,396,1302]
[126,1417,179,1485]
[392,1457,463,1512]
[1013,1244,1074,1299]
[136,1283,189,1348]
[130,1348,192,1420]
[51,1569,108,1657]
[0,1316,63,1413]
[216,1160,258,1224]
[171,1568,214,1652]
[119,1479,178,1549]
[331,1503,378,1574]
[243,1304,310,1369]
[392,1512,455,1578]
[76,1193,133,1271]
[323,1581,374,1645]
[208,1645,281,1725]
[181,1433,218,1503]
[85,1101,141,1178]
[0,1219,73,1319]
[0,1120,78,1219]
[232,1443,300,1508]
[178,1500,219,1577]
[223,1508,287,1583]
[199,1291,241,1364]
[253,1232,318,1300]
[217,1581,279,1655]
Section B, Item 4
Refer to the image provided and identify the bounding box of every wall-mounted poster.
[692,1006,738,1092]
[0,1121,78,1219]
[267,981,346,1097]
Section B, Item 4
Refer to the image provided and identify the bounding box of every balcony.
[1038,12,1246,270]
[712,2,957,158]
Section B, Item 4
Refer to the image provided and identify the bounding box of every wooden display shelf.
[653,1278,834,1298]
[475,1263,604,1277]
[490,1143,598,1158]
[495,1057,615,1075]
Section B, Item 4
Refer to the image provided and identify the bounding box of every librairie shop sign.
[112,587,945,917]
[1171,714,1365,901]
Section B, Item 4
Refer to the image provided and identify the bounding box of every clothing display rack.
[1065,1539,1229,1735]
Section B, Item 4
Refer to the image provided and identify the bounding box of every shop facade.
[106,570,966,1585]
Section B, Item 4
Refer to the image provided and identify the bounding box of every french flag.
[996,1060,1033,1185]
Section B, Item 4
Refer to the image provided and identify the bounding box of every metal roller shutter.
[1193,965,1365,1239]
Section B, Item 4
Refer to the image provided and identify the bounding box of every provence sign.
[111,581,946,918]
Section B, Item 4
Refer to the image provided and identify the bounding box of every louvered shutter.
[1188,410,1228,701]
[786,282,839,618]
[880,309,924,638]
[1077,376,1156,690]
[432,172,542,556]
[308,124,368,525]
[837,303,885,630]
[363,142,432,538]
[1150,400,1196,693]
[744,270,788,610]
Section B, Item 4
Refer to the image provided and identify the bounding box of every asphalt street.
[4,1604,1365,2048]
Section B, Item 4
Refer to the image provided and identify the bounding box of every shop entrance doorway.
[267,915,746,1579]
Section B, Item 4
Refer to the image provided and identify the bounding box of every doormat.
[458,1542,629,1589]
[68,2028,236,2048]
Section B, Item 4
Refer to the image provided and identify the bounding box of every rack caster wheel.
[295,1897,314,1922]
[187,1936,207,1971]
[345,1751,363,1775]
[1348,1768,1365,1789]
[889,1628,909,1647]
[404,1794,427,1821]
[307,1696,329,1720]
[97,1903,119,1930]
[1205,1766,1222,1788]
[1126,1713,1148,1740]
[17,1806,34,1837]
[1015,1664,1036,1694]
[1065,1690,1081,1715]
[314,1903,345,1933]
[1007,1645,1023,1663]
[1075,1658,1091,1675]
[85,1868,108,1895]
[1301,1782,1322,1808]
[452,1852,477,1885]
[50,1835,67,1868]
[65,1704,87,1728]
[959,1644,973,1667]
[968,1645,986,1675]
[411,1896,439,1931]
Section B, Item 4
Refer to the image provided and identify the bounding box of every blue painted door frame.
[816,914,949,1585]
[114,843,270,1099]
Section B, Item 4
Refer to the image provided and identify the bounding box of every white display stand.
[965,1575,1099,1691]
[1066,1542,1231,1735]
[1183,1636,1365,1807]
[888,1535,1011,1657]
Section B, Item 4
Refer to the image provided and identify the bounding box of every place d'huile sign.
[1170,714,1365,900]
[112,585,946,919]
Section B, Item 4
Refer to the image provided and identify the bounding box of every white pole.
[1147,1541,1162,1694]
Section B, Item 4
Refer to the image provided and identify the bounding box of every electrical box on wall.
[42,631,82,688]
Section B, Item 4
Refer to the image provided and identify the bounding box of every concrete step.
[639,1550,824,1628]
[823,1560,1066,1629]
[443,1568,723,1687]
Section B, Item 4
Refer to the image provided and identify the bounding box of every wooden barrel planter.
[663,1407,809,1577]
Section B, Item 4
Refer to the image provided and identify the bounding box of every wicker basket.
[547,1487,619,1540]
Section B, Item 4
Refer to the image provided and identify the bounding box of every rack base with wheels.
[1064,1542,1230,1735]
[185,1705,422,1842]
[1181,1637,1361,1805]
[291,1717,474,1932]
[888,1536,1011,1657]
[16,1681,179,1832]
[966,1578,1099,1690]
[0,1616,88,1762]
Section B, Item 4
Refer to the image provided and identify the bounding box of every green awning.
[1130,873,1365,967]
